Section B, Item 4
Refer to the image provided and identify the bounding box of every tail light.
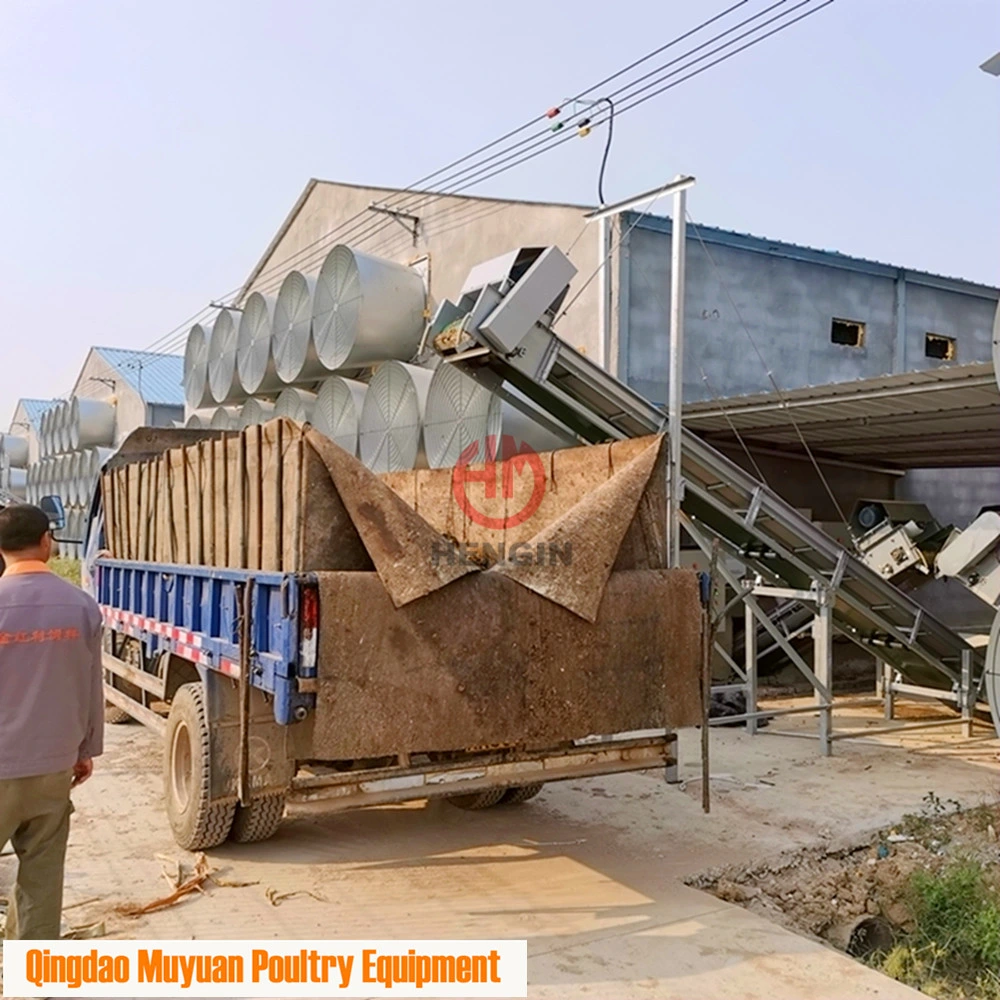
[299,584,319,676]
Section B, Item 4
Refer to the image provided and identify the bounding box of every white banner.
[2,939,528,997]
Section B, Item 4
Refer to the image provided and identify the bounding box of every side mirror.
[39,495,66,531]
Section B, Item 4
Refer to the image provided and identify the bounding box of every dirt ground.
[692,800,1000,946]
[2,697,999,998]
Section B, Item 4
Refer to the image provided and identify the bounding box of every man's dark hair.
[0,504,51,552]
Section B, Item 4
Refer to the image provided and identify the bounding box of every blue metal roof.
[628,212,1000,300]
[17,398,59,430]
[94,347,184,406]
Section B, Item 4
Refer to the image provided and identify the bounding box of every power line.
[139,4,758,355]
[139,0,833,361]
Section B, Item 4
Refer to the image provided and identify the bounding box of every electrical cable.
[596,98,615,205]
[152,0,827,357]
[685,212,852,531]
[138,0,833,361]
[137,2,761,356]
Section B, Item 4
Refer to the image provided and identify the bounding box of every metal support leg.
[664,728,680,784]
[883,661,895,720]
[812,590,833,757]
[961,649,974,738]
[745,599,758,735]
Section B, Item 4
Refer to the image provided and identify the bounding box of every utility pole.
[667,178,689,567]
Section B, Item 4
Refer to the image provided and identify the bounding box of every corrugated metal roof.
[630,212,1000,298]
[684,362,1000,468]
[16,398,60,431]
[94,347,184,406]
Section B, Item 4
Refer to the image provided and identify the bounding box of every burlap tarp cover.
[102,420,703,758]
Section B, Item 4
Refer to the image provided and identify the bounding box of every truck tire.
[228,794,286,843]
[501,783,544,805]
[105,703,133,725]
[446,788,507,810]
[164,683,235,851]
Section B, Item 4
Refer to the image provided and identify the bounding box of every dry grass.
[49,557,82,586]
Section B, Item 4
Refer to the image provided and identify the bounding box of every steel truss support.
[686,515,834,755]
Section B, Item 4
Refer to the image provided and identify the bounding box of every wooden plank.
[261,421,282,571]
[137,461,149,561]
[103,652,166,699]
[148,458,159,562]
[155,455,170,563]
[114,468,126,559]
[200,441,215,566]
[245,425,262,570]
[126,463,140,561]
[281,426,302,571]
[184,443,203,564]
[213,439,229,568]
[101,473,116,558]
[169,448,189,564]
[226,434,246,568]
[103,685,166,735]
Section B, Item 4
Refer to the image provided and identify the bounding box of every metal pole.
[883,661,895,720]
[598,214,613,373]
[961,648,974,738]
[813,588,833,756]
[667,180,687,567]
[745,597,758,735]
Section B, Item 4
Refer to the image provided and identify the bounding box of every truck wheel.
[501,783,544,805]
[446,788,507,810]
[164,683,235,850]
[105,703,133,724]
[229,794,286,843]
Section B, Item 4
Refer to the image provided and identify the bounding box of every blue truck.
[67,426,703,851]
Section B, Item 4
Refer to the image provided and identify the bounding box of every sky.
[1,0,997,425]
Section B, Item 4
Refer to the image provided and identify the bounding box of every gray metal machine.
[431,245,997,746]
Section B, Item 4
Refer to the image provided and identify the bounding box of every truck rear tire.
[105,703,133,724]
[501,783,544,805]
[228,794,286,843]
[164,683,235,850]
[446,788,507,810]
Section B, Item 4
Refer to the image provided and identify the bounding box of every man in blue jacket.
[0,504,104,940]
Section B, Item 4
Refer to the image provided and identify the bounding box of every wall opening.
[925,333,956,361]
[830,318,865,347]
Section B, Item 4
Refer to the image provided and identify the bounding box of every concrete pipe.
[237,398,277,430]
[184,321,215,410]
[0,433,29,469]
[237,293,283,396]
[209,406,240,431]
[207,308,246,404]
[273,271,327,384]
[359,361,433,473]
[185,411,207,429]
[312,377,367,456]
[274,387,316,423]
[70,397,116,450]
[312,246,426,371]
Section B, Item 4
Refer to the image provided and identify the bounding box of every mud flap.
[203,671,295,802]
